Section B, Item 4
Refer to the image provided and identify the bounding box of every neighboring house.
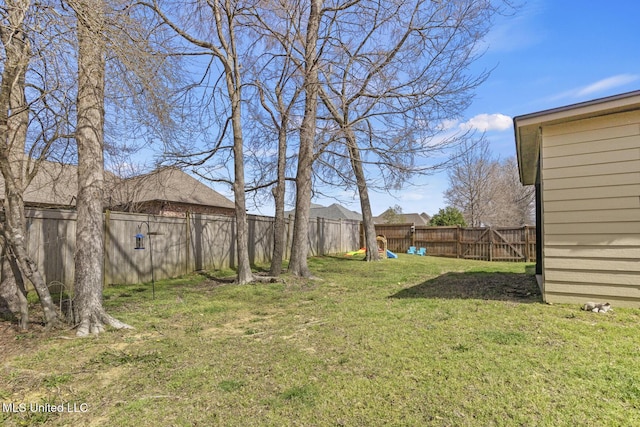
[0,159,79,209]
[514,90,640,307]
[285,203,362,221]
[107,167,235,217]
[0,161,235,217]
[373,208,430,225]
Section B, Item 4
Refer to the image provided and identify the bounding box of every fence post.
[103,210,110,287]
[411,223,416,248]
[456,225,462,258]
[185,211,191,275]
[488,227,493,262]
[523,225,530,262]
[317,217,321,256]
[285,215,291,261]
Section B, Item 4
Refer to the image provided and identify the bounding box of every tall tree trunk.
[219,0,253,285]
[316,84,379,262]
[0,0,60,328]
[144,0,254,283]
[229,94,253,284]
[289,0,322,278]
[345,131,380,261]
[3,193,60,326]
[0,237,29,330]
[269,125,287,276]
[73,0,131,336]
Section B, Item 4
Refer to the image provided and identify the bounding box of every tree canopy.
[429,206,467,227]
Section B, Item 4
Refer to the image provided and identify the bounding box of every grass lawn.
[1,255,639,426]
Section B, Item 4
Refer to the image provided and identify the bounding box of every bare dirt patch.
[0,307,61,362]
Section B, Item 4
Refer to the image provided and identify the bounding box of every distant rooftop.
[109,167,235,210]
[0,160,234,212]
[286,203,362,221]
[373,208,431,225]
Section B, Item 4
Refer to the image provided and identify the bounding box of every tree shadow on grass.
[390,271,542,304]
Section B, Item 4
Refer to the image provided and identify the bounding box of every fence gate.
[366,224,536,262]
[461,228,528,262]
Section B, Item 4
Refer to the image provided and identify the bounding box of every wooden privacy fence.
[8,208,360,290]
[371,223,536,262]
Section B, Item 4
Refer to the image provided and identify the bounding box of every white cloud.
[436,119,460,131]
[576,74,640,97]
[424,113,512,151]
[548,74,640,103]
[460,113,513,132]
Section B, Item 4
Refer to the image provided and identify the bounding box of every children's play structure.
[345,248,366,256]
[344,235,398,259]
[345,239,427,258]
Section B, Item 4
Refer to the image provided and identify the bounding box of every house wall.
[541,109,640,307]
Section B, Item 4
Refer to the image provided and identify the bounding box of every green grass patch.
[218,379,245,393]
[1,255,639,426]
[278,384,317,405]
[90,350,164,367]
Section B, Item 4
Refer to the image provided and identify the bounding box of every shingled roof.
[373,209,431,225]
[108,167,235,211]
[0,160,81,208]
[0,161,234,213]
[285,203,362,221]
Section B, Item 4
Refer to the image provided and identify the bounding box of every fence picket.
[373,223,536,262]
[8,208,361,290]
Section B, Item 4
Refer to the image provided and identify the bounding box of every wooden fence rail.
[2,208,361,290]
[3,209,534,292]
[370,224,536,262]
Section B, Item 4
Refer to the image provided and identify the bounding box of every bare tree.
[143,0,254,284]
[102,0,183,176]
[243,4,304,276]
[247,0,341,276]
[245,0,510,270]
[444,136,498,227]
[489,156,534,226]
[264,95,297,277]
[285,0,325,277]
[245,0,325,278]
[71,0,131,335]
[445,137,533,227]
[253,0,375,275]
[0,235,28,329]
[314,0,510,260]
[0,0,189,331]
[252,76,301,277]
[0,0,62,329]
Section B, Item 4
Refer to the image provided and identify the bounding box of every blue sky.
[156,1,639,217]
[304,0,640,218]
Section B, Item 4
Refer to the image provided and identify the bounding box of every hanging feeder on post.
[135,223,154,299]
[135,233,145,250]
[134,220,164,300]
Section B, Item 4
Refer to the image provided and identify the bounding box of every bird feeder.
[135,233,145,250]
[135,220,164,300]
